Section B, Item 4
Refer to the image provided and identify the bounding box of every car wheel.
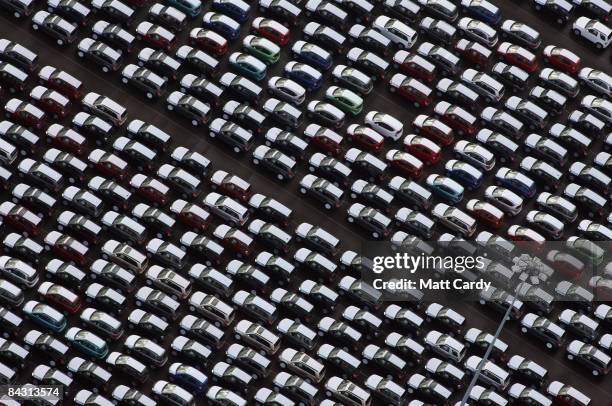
[233,146,241,153]
[135,300,142,306]
[209,131,216,138]
[49,360,56,367]
[308,166,315,172]
[192,119,200,127]
[324,203,332,210]
[407,387,414,394]
[102,66,109,73]
[592,370,599,376]
[277,174,284,181]
[347,216,354,223]
[567,354,574,360]
[372,231,379,238]
[77,51,84,58]
[573,29,580,36]
[414,102,420,108]
[146,92,153,99]
[252,158,259,165]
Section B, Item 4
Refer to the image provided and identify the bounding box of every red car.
[210,170,253,203]
[346,124,384,152]
[389,73,433,108]
[506,225,545,253]
[546,250,584,280]
[129,173,170,206]
[455,39,492,69]
[542,45,581,74]
[44,231,88,266]
[392,50,436,83]
[251,17,290,45]
[38,66,84,100]
[88,149,129,180]
[125,0,148,7]
[385,149,423,178]
[589,276,612,301]
[402,134,441,165]
[213,224,253,258]
[497,42,538,73]
[136,22,176,51]
[304,124,343,156]
[29,86,71,120]
[4,98,47,131]
[433,101,477,136]
[413,114,454,146]
[189,28,228,56]
[46,124,87,156]
[170,199,210,232]
[0,201,42,236]
[37,281,81,314]
[465,199,504,228]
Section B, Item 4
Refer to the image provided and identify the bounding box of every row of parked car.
[0,0,611,403]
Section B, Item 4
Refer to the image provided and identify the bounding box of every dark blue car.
[284,61,323,90]
[495,167,536,198]
[445,160,484,191]
[169,363,208,394]
[203,12,241,40]
[291,41,333,71]
[461,0,501,25]
[211,0,250,23]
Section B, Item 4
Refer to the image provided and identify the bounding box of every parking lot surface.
[0,0,611,404]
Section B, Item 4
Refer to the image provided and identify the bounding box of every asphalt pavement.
[1,0,611,404]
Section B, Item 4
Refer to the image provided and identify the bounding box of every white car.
[573,16,612,49]
[373,15,417,49]
[578,67,612,97]
[365,111,403,141]
[457,16,498,47]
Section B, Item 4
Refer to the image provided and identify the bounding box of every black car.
[0,39,38,72]
[120,64,166,99]
[0,0,35,18]
[76,38,122,73]
[533,0,573,24]
[47,0,91,26]
[181,75,224,108]
[252,145,296,181]
[137,48,181,81]
[529,86,566,116]
[302,22,346,54]
[222,100,266,134]
[176,45,219,77]
[148,3,187,32]
[0,62,28,94]
[90,0,134,25]
[346,47,389,80]
[31,11,77,46]
[219,72,262,104]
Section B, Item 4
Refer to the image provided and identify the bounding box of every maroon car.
[44,231,88,266]
[38,66,84,100]
[210,170,253,203]
[129,174,170,206]
[4,98,47,131]
[189,28,228,56]
[29,86,71,119]
[46,124,87,156]
[170,199,210,232]
[88,149,129,180]
[136,22,176,52]
[213,224,254,258]
[412,114,454,146]
[0,201,43,236]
